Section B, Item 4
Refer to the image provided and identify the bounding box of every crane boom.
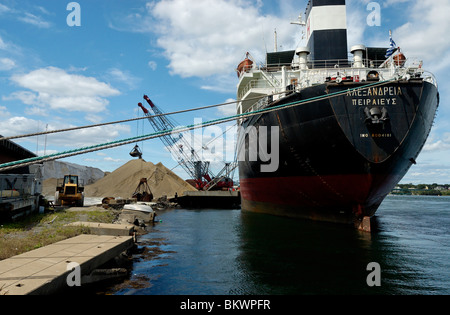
[138,96,214,189]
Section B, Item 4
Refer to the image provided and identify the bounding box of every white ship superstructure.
[237,47,436,116]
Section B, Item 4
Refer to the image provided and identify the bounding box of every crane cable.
[0,78,399,172]
[0,91,290,142]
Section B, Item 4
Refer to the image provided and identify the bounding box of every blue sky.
[0,0,449,184]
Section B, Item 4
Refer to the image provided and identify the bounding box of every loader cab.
[55,175,84,207]
[64,175,79,186]
[62,175,81,196]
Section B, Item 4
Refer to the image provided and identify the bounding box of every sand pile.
[42,178,58,197]
[84,159,197,199]
[41,161,105,198]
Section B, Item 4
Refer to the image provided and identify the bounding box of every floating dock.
[174,190,241,209]
[0,234,134,295]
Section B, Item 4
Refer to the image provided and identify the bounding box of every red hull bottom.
[240,174,401,226]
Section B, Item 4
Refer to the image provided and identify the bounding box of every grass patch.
[0,209,119,261]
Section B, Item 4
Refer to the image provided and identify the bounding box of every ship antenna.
[290,14,306,26]
[291,13,307,46]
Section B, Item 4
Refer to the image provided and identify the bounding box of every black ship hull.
[238,80,439,228]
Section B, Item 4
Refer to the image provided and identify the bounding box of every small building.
[0,136,42,221]
[0,135,37,174]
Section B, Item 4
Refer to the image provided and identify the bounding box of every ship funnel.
[295,47,310,70]
[305,0,348,64]
[351,45,366,68]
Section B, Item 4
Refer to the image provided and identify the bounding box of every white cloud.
[0,35,8,50]
[35,6,52,16]
[217,99,237,116]
[0,105,10,117]
[104,157,124,163]
[382,0,412,8]
[402,159,450,184]
[0,3,10,14]
[148,61,157,71]
[423,133,450,152]
[0,3,53,29]
[0,116,41,138]
[36,149,58,156]
[3,91,35,105]
[53,125,131,148]
[0,116,131,149]
[388,1,450,72]
[200,73,237,93]
[84,114,104,124]
[139,0,301,78]
[83,158,99,163]
[9,67,120,114]
[106,68,140,89]
[0,58,16,71]
[108,5,155,34]
[0,35,27,65]
[345,0,368,47]
[18,12,51,28]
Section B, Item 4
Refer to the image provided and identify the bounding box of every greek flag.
[385,31,397,58]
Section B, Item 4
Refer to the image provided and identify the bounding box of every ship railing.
[241,65,284,88]
[304,58,386,69]
[248,58,395,74]
[292,59,425,87]
[264,65,294,72]
[239,56,436,113]
[260,70,282,88]
[306,59,350,69]
[422,71,438,88]
[245,95,273,114]
[238,80,276,100]
[395,57,438,88]
[291,67,376,88]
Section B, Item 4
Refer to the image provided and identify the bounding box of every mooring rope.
[0,92,291,142]
[0,78,399,171]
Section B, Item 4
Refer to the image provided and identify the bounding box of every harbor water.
[105,195,450,295]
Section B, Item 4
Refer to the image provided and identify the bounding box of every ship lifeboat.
[237,53,253,78]
[394,53,406,67]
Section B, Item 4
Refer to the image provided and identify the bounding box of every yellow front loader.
[55,175,84,207]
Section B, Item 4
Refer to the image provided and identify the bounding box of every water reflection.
[236,204,449,295]
[108,196,449,295]
[236,212,380,294]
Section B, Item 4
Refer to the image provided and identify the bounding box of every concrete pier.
[66,221,135,237]
[0,234,134,295]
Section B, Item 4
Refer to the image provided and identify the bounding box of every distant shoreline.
[392,183,450,196]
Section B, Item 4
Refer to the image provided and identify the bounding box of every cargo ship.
[236,0,439,231]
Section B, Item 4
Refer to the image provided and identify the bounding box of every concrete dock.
[0,234,134,295]
[66,221,135,237]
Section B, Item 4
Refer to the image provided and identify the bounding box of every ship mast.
[274,29,278,52]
